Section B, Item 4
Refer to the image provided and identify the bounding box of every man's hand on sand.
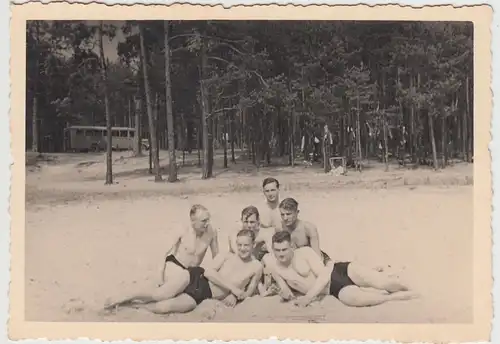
[231,287,246,300]
[293,296,313,307]
[222,294,237,307]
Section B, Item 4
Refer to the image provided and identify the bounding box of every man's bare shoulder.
[262,252,276,265]
[251,259,264,273]
[300,219,318,230]
[205,224,219,240]
[295,246,318,258]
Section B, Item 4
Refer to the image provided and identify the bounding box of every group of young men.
[104,177,417,316]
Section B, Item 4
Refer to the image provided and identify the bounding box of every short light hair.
[190,204,208,217]
[279,198,299,212]
[237,229,256,242]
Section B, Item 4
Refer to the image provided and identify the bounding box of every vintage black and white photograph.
[11,2,492,342]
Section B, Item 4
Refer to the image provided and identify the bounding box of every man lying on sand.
[277,197,332,265]
[263,231,418,307]
[104,204,219,310]
[259,177,283,230]
[133,229,264,314]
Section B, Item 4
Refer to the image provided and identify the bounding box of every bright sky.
[91,20,127,62]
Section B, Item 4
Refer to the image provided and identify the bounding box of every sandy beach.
[25,152,474,323]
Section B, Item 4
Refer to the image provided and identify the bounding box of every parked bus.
[63,126,136,152]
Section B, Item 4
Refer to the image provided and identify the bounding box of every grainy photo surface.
[9,2,492,343]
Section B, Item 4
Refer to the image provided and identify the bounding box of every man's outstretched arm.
[295,251,333,306]
[204,255,244,298]
[262,254,295,301]
[241,264,264,299]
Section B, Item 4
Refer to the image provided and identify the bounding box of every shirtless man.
[229,206,273,261]
[228,206,275,296]
[277,197,332,265]
[259,178,282,230]
[104,204,219,310]
[135,229,264,314]
[263,231,418,307]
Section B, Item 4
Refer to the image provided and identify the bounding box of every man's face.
[272,241,293,264]
[191,210,210,233]
[236,235,254,259]
[280,208,298,227]
[263,182,279,203]
[242,214,259,231]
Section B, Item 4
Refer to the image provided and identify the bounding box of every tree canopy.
[26,20,473,179]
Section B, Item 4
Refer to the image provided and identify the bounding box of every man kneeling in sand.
[133,229,263,314]
[277,197,332,266]
[104,204,219,310]
[263,231,418,307]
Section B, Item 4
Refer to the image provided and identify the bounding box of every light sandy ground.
[25,152,474,323]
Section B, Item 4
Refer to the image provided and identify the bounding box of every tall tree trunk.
[465,75,471,162]
[230,116,236,163]
[133,95,142,156]
[199,38,212,179]
[164,21,177,182]
[223,112,228,168]
[31,21,41,154]
[428,113,438,170]
[383,114,389,172]
[99,22,113,185]
[441,114,447,168]
[323,125,329,173]
[32,96,39,154]
[197,120,201,167]
[290,111,295,167]
[139,24,162,182]
[154,93,160,166]
[356,92,362,172]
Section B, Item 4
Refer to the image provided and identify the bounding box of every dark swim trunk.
[253,241,268,261]
[183,267,213,305]
[329,262,356,298]
[165,255,187,270]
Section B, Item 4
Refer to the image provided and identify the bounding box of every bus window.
[112,130,120,137]
[75,129,84,136]
[129,131,135,138]
[119,131,128,137]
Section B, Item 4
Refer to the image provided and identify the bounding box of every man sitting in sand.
[229,206,273,261]
[133,229,264,314]
[277,197,332,265]
[228,206,276,296]
[259,177,283,230]
[263,231,418,307]
[104,204,219,310]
